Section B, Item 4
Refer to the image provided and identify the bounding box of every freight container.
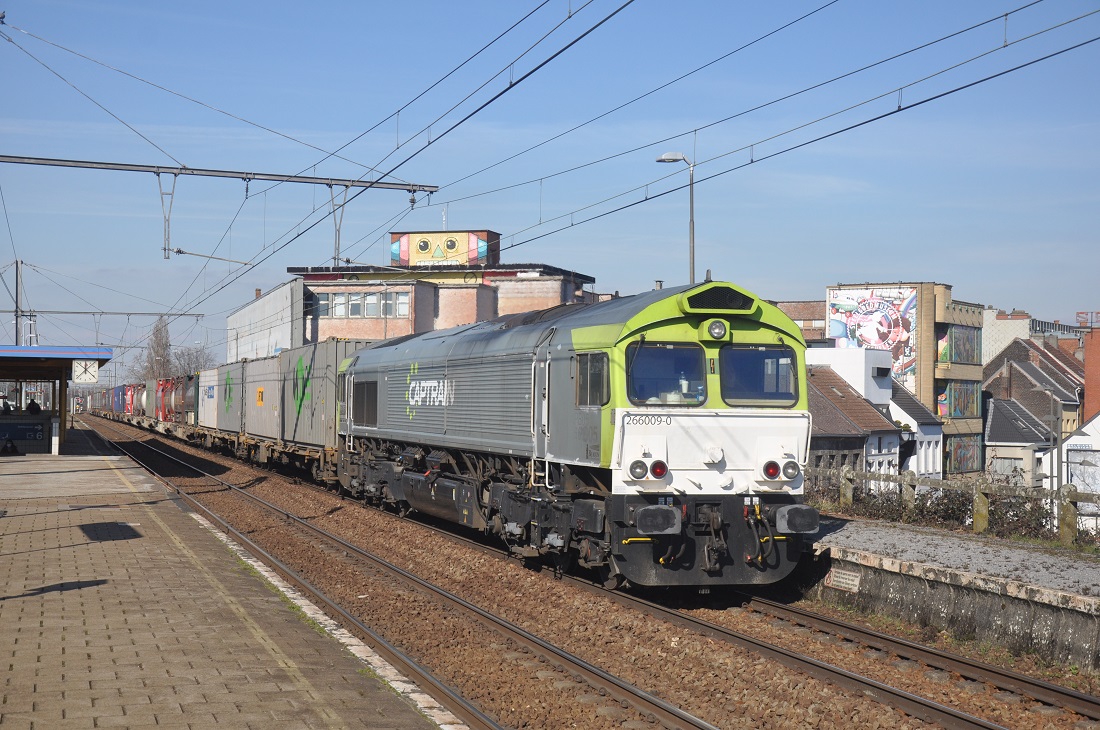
[243,356,282,441]
[216,362,245,433]
[181,374,198,426]
[132,382,147,417]
[197,368,219,429]
[279,339,368,449]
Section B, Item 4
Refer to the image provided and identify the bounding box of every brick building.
[226,229,597,362]
[826,282,984,475]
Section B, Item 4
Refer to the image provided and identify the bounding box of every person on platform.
[0,439,18,455]
[26,398,41,414]
[1,398,11,414]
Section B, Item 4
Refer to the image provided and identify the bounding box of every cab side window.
[576,353,609,407]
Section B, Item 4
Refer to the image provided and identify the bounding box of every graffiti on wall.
[946,434,982,473]
[935,380,981,418]
[937,324,981,364]
[827,286,918,391]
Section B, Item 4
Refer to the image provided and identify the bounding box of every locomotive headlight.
[707,319,727,340]
[782,461,801,480]
[629,460,649,480]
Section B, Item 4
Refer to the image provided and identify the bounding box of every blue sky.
[1,0,1097,364]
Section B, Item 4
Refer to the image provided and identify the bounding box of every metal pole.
[1048,395,1055,519]
[1055,397,1063,520]
[14,259,21,346]
[688,163,695,285]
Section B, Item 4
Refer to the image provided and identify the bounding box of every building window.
[363,291,409,319]
[935,380,981,418]
[936,324,981,365]
[576,352,609,407]
[332,293,349,318]
[349,294,362,317]
[314,293,331,317]
[990,456,1025,485]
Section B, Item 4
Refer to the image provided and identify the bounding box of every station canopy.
[0,346,114,382]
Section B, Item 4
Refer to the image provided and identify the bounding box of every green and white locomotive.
[335,281,818,589]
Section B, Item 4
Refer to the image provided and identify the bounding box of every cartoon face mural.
[390,230,500,267]
[827,286,918,392]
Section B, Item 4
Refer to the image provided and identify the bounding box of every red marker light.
[763,461,781,479]
[649,460,668,479]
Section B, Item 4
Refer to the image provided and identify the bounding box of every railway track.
[88,417,719,730]
[85,415,1100,729]
[730,594,1100,723]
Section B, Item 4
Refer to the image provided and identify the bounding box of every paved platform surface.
[0,425,447,729]
[814,516,1100,614]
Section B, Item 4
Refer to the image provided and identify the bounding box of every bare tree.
[141,317,172,380]
[173,344,217,375]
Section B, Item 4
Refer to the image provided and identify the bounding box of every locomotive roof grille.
[683,285,756,313]
[495,302,593,329]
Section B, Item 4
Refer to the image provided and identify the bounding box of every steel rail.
[88,417,717,730]
[738,593,1100,721]
[85,419,500,730]
[303,489,1017,729]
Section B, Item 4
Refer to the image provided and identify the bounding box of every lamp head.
[656,152,688,164]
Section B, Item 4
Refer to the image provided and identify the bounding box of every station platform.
[810,516,1100,672]
[0,424,457,729]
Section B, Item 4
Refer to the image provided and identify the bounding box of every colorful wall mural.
[390,230,500,267]
[826,286,918,391]
[946,434,982,473]
[935,380,981,418]
[937,324,981,364]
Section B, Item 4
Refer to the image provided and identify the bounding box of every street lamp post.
[1034,386,1063,522]
[656,152,695,285]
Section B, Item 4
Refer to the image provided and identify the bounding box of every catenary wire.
[492,35,1100,258]
[0,28,184,166]
[191,27,1100,362]
[80,21,1099,361]
[157,2,594,313]
[153,0,641,340]
[440,0,846,192]
[430,0,1054,206]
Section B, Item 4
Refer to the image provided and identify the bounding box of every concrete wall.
[805,348,893,406]
[227,280,299,363]
[495,275,574,315]
[982,308,1030,365]
[802,551,1100,672]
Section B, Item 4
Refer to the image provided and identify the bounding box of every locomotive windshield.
[626,341,706,406]
[719,344,798,407]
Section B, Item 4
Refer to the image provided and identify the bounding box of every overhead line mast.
[0,154,439,263]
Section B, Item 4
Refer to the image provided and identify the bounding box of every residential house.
[806,365,900,491]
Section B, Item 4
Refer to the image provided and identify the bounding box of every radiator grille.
[686,286,755,312]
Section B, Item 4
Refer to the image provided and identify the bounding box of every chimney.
[1084,329,1100,424]
[255,288,262,299]
[655,280,663,290]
